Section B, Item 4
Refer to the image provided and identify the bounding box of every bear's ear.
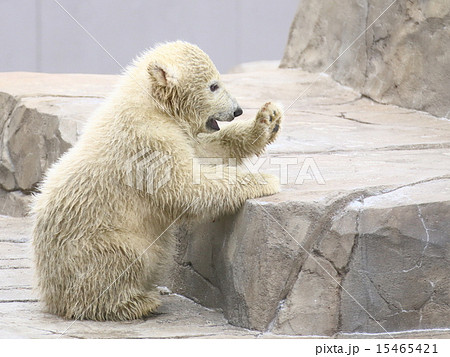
[148,62,178,87]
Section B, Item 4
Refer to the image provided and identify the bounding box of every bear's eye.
[210,83,219,92]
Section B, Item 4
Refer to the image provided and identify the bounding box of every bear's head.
[145,41,243,134]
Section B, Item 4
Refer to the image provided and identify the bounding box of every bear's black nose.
[234,107,243,118]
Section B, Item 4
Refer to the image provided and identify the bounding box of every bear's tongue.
[207,118,220,131]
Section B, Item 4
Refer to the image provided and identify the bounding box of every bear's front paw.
[237,172,280,197]
[254,102,283,145]
[259,173,281,196]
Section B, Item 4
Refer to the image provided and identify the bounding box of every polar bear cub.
[32,41,282,321]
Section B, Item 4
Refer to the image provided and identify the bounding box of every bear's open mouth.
[206,118,220,131]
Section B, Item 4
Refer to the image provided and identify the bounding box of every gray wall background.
[0,0,298,74]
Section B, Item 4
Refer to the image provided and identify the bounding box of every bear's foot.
[59,291,161,321]
[113,292,162,320]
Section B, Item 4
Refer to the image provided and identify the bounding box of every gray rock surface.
[281,0,450,118]
[0,72,116,216]
[0,70,449,337]
[341,180,450,333]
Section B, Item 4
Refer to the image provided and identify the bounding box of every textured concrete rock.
[0,70,449,337]
[281,0,450,118]
[0,72,116,215]
[270,204,360,336]
[272,255,341,336]
[172,202,319,331]
[341,180,450,333]
[0,190,31,217]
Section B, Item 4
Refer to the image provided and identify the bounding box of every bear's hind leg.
[63,234,162,321]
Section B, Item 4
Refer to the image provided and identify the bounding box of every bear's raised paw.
[254,102,283,144]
